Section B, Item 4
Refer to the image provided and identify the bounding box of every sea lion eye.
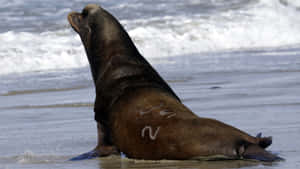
[82,9,89,18]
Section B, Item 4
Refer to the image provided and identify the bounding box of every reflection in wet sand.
[96,156,271,169]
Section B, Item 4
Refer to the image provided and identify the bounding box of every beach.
[1,0,300,168]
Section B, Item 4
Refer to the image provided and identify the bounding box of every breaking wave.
[0,0,300,75]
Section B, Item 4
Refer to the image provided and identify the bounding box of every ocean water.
[1,0,300,169]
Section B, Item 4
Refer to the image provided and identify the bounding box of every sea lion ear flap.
[68,12,82,33]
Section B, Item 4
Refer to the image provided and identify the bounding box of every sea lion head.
[68,4,122,48]
[68,4,137,82]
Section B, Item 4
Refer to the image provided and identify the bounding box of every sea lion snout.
[68,12,82,33]
[67,4,102,34]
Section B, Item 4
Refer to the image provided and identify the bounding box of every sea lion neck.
[87,40,139,85]
[85,10,141,84]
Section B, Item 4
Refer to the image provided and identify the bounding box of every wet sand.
[1,51,300,169]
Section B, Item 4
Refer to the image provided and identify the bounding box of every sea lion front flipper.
[243,144,284,162]
[69,150,99,161]
[69,146,119,161]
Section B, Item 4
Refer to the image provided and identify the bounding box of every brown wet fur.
[110,88,260,160]
[68,4,281,161]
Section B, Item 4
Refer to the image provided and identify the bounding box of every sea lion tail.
[243,144,284,162]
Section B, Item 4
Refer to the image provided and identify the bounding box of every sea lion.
[67,4,283,161]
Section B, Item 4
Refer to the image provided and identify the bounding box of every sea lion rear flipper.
[256,132,262,138]
[243,144,284,162]
[256,133,272,148]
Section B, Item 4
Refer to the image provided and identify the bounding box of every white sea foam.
[0,0,300,75]
[129,0,300,57]
[279,0,300,8]
[14,150,66,164]
[16,150,36,164]
[0,30,87,75]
